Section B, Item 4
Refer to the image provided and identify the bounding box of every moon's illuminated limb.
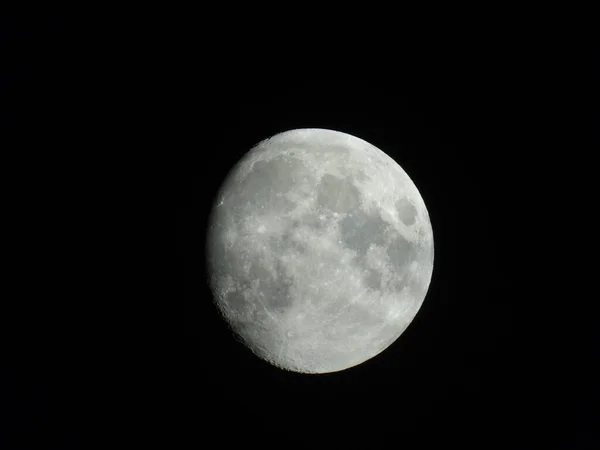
[206,128,434,373]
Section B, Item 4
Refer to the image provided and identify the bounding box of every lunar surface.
[205,128,434,373]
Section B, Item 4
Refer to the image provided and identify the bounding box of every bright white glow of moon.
[206,128,434,373]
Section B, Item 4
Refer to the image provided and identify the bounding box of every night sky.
[1,12,597,450]
[180,39,597,449]
[179,47,598,450]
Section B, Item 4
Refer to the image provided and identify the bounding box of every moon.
[206,128,434,373]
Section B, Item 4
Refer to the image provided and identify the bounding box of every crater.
[395,198,417,226]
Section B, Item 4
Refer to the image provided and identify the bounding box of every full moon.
[206,128,434,373]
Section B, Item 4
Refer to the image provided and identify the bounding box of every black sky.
[178,42,598,450]
[1,11,598,450]
[179,38,598,449]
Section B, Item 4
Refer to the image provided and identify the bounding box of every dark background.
[178,35,598,450]
[178,40,598,450]
[1,11,598,450]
